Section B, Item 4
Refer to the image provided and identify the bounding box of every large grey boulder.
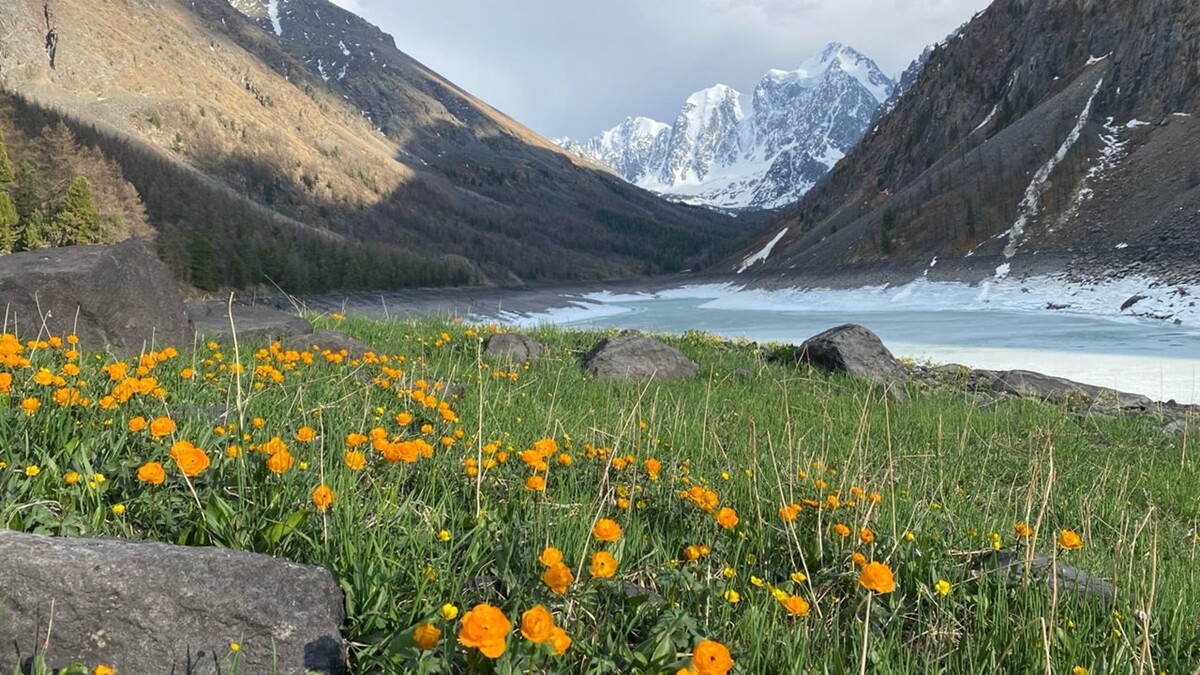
[583,334,699,381]
[0,239,193,355]
[483,333,543,362]
[789,324,908,383]
[187,300,314,343]
[977,369,1153,412]
[0,530,346,674]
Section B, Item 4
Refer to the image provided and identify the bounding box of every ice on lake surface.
[500,280,1200,404]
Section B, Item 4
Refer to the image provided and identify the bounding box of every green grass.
[1,316,1198,674]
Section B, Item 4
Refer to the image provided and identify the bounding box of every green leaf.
[262,510,309,547]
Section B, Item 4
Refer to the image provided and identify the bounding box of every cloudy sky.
[329,0,993,140]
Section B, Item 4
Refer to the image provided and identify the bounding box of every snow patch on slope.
[737,228,788,273]
[267,0,283,36]
[999,78,1104,264]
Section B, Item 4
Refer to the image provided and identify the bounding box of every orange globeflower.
[1057,529,1083,550]
[542,562,574,595]
[1014,522,1033,538]
[779,503,801,522]
[779,594,811,617]
[859,561,896,594]
[136,461,166,485]
[458,603,511,659]
[311,484,335,511]
[170,441,210,477]
[344,451,367,471]
[296,426,316,442]
[267,450,295,474]
[525,475,547,492]
[692,639,733,675]
[413,623,441,651]
[549,626,572,655]
[538,546,563,567]
[149,416,176,438]
[834,523,851,538]
[21,397,42,415]
[590,551,618,579]
[643,458,662,480]
[520,605,555,644]
[715,507,739,530]
[859,528,876,544]
[592,518,622,542]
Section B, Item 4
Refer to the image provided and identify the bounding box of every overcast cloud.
[329,0,993,140]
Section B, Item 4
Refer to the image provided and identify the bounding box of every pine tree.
[0,128,13,185]
[12,160,45,220]
[187,234,219,291]
[52,176,100,245]
[19,209,46,250]
[0,192,18,253]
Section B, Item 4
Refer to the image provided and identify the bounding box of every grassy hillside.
[0,0,743,292]
[1,318,1197,673]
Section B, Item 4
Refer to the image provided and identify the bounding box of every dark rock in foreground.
[0,530,346,674]
[782,324,909,383]
[484,333,543,362]
[0,240,193,354]
[583,334,699,381]
[187,300,314,343]
[970,549,1117,603]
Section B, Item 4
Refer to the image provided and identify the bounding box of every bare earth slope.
[0,0,741,291]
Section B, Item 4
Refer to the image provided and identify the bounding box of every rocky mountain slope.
[558,44,894,211]
[0,0,739,292]
[734,0,1200,281]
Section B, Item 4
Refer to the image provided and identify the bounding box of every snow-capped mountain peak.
[557,43,894,210]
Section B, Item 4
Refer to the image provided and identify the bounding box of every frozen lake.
[500,279,1200,404]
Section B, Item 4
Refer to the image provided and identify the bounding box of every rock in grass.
[0,239,193,355]
[583,334,699,382]
[283,329,375,358]
[786,324,908,384]
[186,300,314,343]
[0,530,346,674]
[977,369,1152,412]
[969,549,1117,603]
[483,333,543,362]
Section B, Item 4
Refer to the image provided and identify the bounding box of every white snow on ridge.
[557,42,894,210]
[737,228,789,273]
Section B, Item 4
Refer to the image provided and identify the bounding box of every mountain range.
[0,0,742,293]
[734,0,1200,281]
[557,43,895,211]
